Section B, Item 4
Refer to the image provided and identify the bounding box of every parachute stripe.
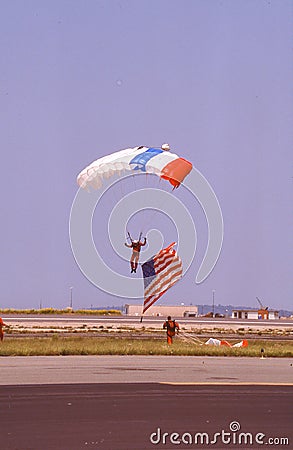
[129,148,163,172]
[161,158,193,188]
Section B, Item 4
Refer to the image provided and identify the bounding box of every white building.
[125,304,198,317]
[232,309,279,320]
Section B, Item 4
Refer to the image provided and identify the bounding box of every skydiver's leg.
[134,252,139,263]
[130,254,135,273]
[133,252,139,272]
[0,331,3,342]
[167,334,172,344]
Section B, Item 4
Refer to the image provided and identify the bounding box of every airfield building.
[125,304,198,318]
[231,309,279,320]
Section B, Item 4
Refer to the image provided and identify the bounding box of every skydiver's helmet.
[132,240,138,244]
[161,143,170,151]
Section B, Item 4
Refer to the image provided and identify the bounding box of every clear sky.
[1,0,292,311]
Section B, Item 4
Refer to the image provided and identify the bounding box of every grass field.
[0,308,121,315]
[0,336,292,357]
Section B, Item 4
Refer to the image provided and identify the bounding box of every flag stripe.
[144,271,182,308]
[154,255,181,277]
[142,243,183,315]
[144,261,182,297]
[144,269,182,302]
[143,271,182,313]
[143,283,180,313]
[143,270,182,312]
[153,251,175,266]
[154,252,176,267]
[145,258,182,292]
[142,290,166,314]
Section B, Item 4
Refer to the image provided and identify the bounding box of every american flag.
[141,242,183,314]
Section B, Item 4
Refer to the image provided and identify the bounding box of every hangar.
[125,304,198,317]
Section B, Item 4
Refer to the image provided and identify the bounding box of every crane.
[256,297,268,310]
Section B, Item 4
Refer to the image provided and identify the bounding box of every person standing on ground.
[0,317,8,342]
[163,316,180,344]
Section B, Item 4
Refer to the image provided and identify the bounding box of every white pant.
[130,251,139,264]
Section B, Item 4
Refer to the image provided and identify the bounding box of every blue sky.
[1,0,292,310]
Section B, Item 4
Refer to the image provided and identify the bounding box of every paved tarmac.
[0,356,292,449]
[0,383,292,449]
[0,355,292,385]
[3,315,293,332]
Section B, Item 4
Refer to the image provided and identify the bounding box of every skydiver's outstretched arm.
[140,238,147,246]
[125,243,132,248]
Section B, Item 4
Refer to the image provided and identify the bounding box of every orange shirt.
[163,320,179,336]
[132,240,146,252]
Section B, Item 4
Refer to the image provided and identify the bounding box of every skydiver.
[125,237,147,273]
[161,143,170,151]
[0,317,8,342]
[163,316,180,345]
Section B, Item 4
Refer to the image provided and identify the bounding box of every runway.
[0,355,292,385]
[0,356,292,449]
[4,314,293,331]
[1,383,292,449]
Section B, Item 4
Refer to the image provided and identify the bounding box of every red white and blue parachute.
[205,338,248,348]
[77,145,192,190]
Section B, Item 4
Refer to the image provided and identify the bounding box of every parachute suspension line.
[140,209,159,237]
[128,171,156,242]
[140,182,174,237]
[179,332,203,345]
[139,172,160,237]
[131,169,138,191]
[118,172,126,200]
[139,172,149,231]
[109,177,121,207]
[138,172,159,236]
[140,174,162,237]
[119,175,131,243]
[108,178,125,246]
[109,177,129,247]
[125,170,139,241]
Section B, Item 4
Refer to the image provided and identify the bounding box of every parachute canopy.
[205,338,248,348]
[77,146,192,190]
